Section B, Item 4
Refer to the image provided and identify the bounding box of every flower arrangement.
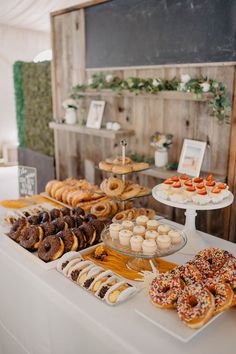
[70,72,231,124]
[150,132,173,151]
[62,98,78,110]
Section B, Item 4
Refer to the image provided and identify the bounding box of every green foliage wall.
[13,61,54,156]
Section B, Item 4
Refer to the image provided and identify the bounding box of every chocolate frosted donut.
[51,218,68,233]
[72,228,87,250]
[56,230,78,252]
[73,215,83,228]
[79,224,96,246]
[19,225,43,250]
[38,235,64,262]
[61,207,72,216]
[28,215,40,225]
[83,214,97,223]
[88,220,105,242]
[72,206,85,217]
[8,217,29,242]
[39,211,51,223]
[62,215,75,228]
[50,208,62,220]
[41,222,56,237]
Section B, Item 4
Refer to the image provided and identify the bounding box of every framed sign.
[177,139,206,177]
[18,166,37,197]
[86,100,105,129]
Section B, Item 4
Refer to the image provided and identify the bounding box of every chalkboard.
[18,166,37,197]
[85,0,236,68]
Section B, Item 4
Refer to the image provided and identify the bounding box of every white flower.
[178,82,186,91]
[88,78,93,85]
[180,74,191,84]
[200,82,210,92]
[152,78,161,87]
[105,74,113,83]
[62,98,77,109]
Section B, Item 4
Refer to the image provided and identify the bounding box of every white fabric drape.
[0,0,86,32]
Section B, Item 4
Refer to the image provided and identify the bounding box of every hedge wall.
[13,61,54,156]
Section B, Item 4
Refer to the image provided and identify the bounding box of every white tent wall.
[0,24,50,155]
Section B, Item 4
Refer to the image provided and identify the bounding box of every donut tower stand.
[100,140,187,271]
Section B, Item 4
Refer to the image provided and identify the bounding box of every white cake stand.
[152,186,234,255]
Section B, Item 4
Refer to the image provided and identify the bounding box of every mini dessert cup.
[130,235,143,252]
[146,219,159,231]
[157,235,171,250]
[158,224,171,235]
[121,220,134,231]
[119,229,133,246]
[145,230,159,240]
[142,239,157,255]
[109,223,123,240]
[133,225,146,237]
[136,215,149,227]
[168,230,182,244]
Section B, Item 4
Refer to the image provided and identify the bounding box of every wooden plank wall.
[50,7,236,240]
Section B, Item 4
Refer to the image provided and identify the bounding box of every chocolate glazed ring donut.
[41,222,57,237]
[88,220,105,243]
[83,213,97,223]
[51,218,68,233]
[28,215,40,225]
[62,215,75,228]
[19,225,44,251]
[61,207,72,216]
[39,211,51,224]
[73,215,83,228]
[72,228,87,250]
[56,230,78,252]
[50,208,63,220]
[38,236,64,262]
[79,224,96,246]
[8,218,29,242]
[72,206,85,217]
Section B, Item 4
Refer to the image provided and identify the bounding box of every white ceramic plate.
[135,297,222,343]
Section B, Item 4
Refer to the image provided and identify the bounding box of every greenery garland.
[71,73,231,124]
[13,61,25,147]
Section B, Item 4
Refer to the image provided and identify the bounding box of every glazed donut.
[54,186,67,201]
[39,211,51,224]
[110,200,119,216]
[50,208,63,220]
[38,235,64,262]
[50,181,64,198]
[112,164,132,174]
[19,225,44,251]
[144,209,156,219]
[112,211,128,222]
[176,284,215,329]
[72,206,85,217]
[71,190,92,207]
[72,228,87,250]
[121,184,141,200]
[61,207,72,216]
[99,161,113,172]
[149,273,184,309]
[45,180,58,195]
[204,278,233,314]
[102,178,125,197]
[8,218,29,242]
[56,230,78,252]
[137,186,150,197]
[132,162,149,171]
[62,187,75,204]
[113,156,132,165]
[91,201,111,218]
[41,222,57,237]
[51,218,68,233]
[79,224,96,246]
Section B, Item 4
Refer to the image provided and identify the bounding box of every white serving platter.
[135,297,222,343]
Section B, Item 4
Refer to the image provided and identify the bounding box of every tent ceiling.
[0,0,86,32]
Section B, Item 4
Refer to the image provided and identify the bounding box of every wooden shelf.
[49,122,134,139]
[76,89,213,101]
[140,167,226,181]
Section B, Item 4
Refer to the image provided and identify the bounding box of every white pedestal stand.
[152,186,234,255]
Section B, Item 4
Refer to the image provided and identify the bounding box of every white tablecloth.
[0,219,235,354]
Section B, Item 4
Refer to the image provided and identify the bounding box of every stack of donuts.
[100,178,151,200]
[7,206,106,263]
[149,248,236,329]
[99,155,149,174]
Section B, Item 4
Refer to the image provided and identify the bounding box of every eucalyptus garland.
[71,73,231,124]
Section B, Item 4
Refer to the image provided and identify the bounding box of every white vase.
[155,149,168,167]
[65,108,77,125]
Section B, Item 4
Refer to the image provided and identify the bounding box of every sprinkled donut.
[176,284,215,329]
[149,273,184,309]
[204,278,233,314]
[215,258,236,306]
[19,225,44,251]
[171,264,203,286]
[38,235,64,262]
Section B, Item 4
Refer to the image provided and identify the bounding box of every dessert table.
[0,213,235,354]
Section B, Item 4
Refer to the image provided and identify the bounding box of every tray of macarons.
[101,215,187,259]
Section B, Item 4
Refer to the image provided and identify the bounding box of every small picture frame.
[177,139,206,177]
[86,100,105,129]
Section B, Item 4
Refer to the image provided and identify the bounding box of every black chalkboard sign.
[18,166,37,197]
[85,0,236,68]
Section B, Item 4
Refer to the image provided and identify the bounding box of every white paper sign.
[18,166,37,197]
